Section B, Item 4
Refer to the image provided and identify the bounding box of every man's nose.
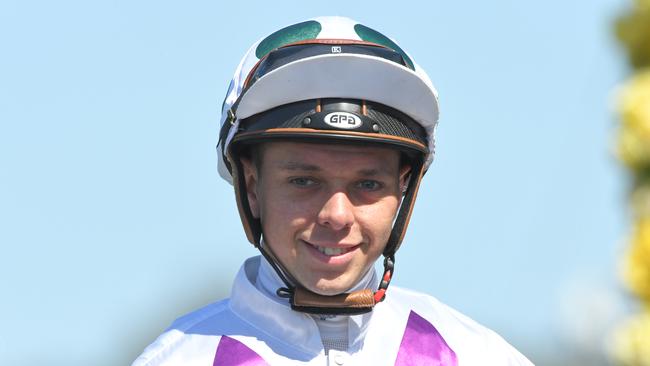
[317,191,355,231]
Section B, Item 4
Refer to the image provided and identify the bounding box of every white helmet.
[217,16,439,315]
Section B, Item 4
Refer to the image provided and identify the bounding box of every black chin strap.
[256,240,297,297]
[256,242,394,315]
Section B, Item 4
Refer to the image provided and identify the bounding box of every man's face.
[241,142,409,296]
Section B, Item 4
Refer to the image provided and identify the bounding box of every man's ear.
[399,164,412,193]
[240,157,260,219]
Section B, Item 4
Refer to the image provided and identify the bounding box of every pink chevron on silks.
[395,311,458,366]
[213,336,269,366]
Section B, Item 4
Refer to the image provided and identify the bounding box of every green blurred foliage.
[616,0,650,69]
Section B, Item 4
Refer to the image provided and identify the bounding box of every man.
[133,16,533,365]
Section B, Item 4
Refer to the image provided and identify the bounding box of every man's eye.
[289,177,317,187]
[357,180,382,191]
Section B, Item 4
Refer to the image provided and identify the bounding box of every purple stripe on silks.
[395,311,458,366]
[213,336,269,366]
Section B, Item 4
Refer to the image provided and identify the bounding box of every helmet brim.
[236,53,439,132]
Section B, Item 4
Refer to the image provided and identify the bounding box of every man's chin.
[306,280,356,296]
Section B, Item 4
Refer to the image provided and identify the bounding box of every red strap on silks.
[373,269,393,303]
[374,290,386,303]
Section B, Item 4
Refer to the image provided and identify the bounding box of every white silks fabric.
[132,256,534,366]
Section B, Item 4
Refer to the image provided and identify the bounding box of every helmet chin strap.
[256,239,391,315]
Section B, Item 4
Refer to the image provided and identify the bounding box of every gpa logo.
[324,112,362,129]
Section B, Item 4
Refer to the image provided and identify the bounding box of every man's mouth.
[314,246,350,256]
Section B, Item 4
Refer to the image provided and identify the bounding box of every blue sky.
[0,0,631,364]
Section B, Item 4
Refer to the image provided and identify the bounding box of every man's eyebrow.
[277,162,394,175]
[357,168,393,177]
[277,161,321,171]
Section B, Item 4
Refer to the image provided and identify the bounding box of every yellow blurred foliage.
[623,218,650,302]
[614,1,650,364]
[617,70,650,170]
